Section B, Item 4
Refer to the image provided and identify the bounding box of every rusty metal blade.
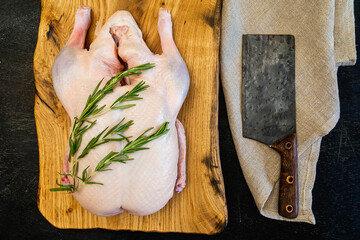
[242,35,296,146]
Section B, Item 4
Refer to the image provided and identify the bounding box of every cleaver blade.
[242,34,298,218]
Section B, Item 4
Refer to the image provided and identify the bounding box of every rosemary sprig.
[77,121,170,188]
[60,64,154,193]
[96,121,170,171]
[50,63,171,193]
[68,63,155,159]
[88,80,150,119]
[50,121,170,192]
[110,81,149,110]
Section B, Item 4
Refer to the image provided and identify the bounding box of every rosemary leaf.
[82,166,90,182]
[50,187,73,192]
[85,182,104,185]
[111,104,136,110]
[55,179,72,188]
[59,173,72,177]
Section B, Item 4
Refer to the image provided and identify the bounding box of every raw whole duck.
[51,5,189,216]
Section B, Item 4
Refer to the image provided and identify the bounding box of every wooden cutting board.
[33,0,226,234]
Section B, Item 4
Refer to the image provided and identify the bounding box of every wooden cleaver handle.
[271,133,299,219]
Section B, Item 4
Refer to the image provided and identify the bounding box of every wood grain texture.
[271,133,299,219]
[33,0,226,234]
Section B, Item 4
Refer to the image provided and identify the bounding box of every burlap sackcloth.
[220,0,356,224]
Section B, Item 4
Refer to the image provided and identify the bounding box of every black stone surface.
[0,0,359,239]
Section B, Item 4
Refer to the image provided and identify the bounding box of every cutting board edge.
[210,0,228,228]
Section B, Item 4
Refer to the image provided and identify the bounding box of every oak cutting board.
[33,0,226,234]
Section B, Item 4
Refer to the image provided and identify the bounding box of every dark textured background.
[0,1,359,239]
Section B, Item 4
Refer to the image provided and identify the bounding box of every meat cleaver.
[242,35,298,218]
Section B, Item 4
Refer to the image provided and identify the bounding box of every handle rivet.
[285,142,292,150]
[286,176,294,184]
[286,205,293,213]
